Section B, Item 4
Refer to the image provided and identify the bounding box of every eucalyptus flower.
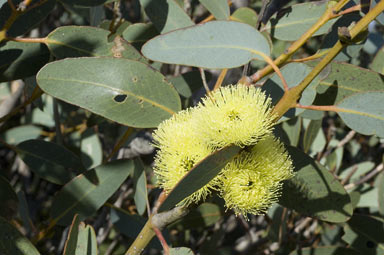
[219,135,294,218]
[194,84,275,148]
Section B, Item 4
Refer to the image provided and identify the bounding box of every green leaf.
[16,191,35,234]
[122,23,158,48]
[0,176,18,219]
[36,57,181,128]
[139,0,194,34]
[335,91,384,138]
[372,0,384,25]
[311,61,384,105]
[80,128,103,170]
[169,203,222,230]
[0,125,42,144]
[142,21,270,69]
[379,172,384,215]
[267,204,288,242]
[0,41,50,82]
[342,214,384,255]
[0,0,55,37]
[231,7,258,27]
[16,139,85,185]
[132,158,148,215]
[371,45,384,74]
[290,246,360,255]
[46,26,146,60]
[169,247,195,255]
[275,117,301,146]
[168,71,211,98]
[199,0,229,20]
[50,159,133,226]
[0,216,41,255]
[159,145,241,212]
[63,215,98,255]
[110,207,162,249]
[262,63,317,121]
[303,119,322,153]
[279,147,353,223]
[262,0,338,41]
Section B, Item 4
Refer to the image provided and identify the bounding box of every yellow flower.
[219,135,294,218]
[153,109,217,206]
[194,85,275,148]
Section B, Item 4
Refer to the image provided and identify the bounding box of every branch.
[251,0,351,83]
[272,0,384,121]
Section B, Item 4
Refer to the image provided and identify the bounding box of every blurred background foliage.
[0,0,384,254]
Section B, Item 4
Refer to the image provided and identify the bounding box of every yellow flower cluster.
[153,84,294,216]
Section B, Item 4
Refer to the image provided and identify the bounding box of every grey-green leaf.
[36,57,181,128]
[17,139,85,185]
[231,7,258,27]
[170,247,195,255]
[199,0,230,20]
[132,158,148,215]
[63,215,98,255]
[50,159,133,226]
[142,21,270,69]
[342,214,384,255]
[0,216,41,255]
[0,125,42,144]
[0,41,50,82]
[80,128,103,170]
[139,0,194,34]
[336,92,384,138]
[371,45,384,74]
[262,0,338,41]
[279,147,353,223]
[159,145,241,212]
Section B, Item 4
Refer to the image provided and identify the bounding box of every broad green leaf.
[139,0,194,34]
[80,128,102,170]
[168,71,211,98]
[169,203,222,230]
[16,139,85,185]
[279,147,353,223]
[0,0,55,37]
[60,0,109,6]
[50,159,133,225]
[170,247,195,255]
[63,215,98,255]
[267,204,288,242]
[311,61,384,105]
[0,216,40,255]
[356,184,379,209]
[142,21,270,69]
[303,119,322,153]
[342,214,384,255]
[262,0,338,41]
[335,92,384,138]
[0,125,42,144]
[122,23,158,48]
[262,63,316,121]
[110,208,162,249]
[339,161,375,182]
[325,146,343,172]
[290,246,360,255]
[46,26,146,61]
[0,176,18,219]
[371,45,384,74]
[159,145,241,212]
[36,57,181,128]
[231,7,258,27]
[132,158,148,215]
[275,116,301,146]
[0,41,50,82]
[199,0,229,20]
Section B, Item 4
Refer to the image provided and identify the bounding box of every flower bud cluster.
[153,84,294,217]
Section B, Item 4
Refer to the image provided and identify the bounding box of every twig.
[344,163,384,190]
[199,68,211,94]
[213,69,228,91]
